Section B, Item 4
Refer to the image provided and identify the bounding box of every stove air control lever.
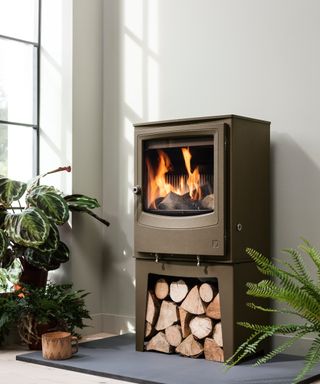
[133,185,141,195]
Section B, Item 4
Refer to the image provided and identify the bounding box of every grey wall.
[102,0,320,350]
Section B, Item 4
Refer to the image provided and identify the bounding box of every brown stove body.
[133,115,270,359]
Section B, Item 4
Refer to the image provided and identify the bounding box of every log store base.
[135,259,271,361]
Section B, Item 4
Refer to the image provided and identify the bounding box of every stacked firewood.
[144,278,224,362]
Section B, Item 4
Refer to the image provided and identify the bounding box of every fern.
[225,241,320,383]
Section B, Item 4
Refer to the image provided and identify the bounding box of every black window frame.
[0,0,41,176]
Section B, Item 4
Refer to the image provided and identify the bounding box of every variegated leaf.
[0,229,8,261]
[24,249,60,271]
[35,222,59,253]
[26,186,69,225]
[4,207,50,247]
[64,194,100,209]
[24,241,69,271]
[0,176,27,207]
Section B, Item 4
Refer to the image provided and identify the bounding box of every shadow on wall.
[102,213,135,332]
[270,130,320,257]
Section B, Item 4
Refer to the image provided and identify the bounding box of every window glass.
[0,0,38,42]
[0,38,37,125]
[0,123,34,181]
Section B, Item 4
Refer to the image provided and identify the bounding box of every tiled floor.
[0,333,130,384]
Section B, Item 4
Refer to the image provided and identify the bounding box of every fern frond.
[246,280,320,326]
[282,247,312,284]
[293,336,320,384]
[225,330,262,367]
[254,329,310,366]
[299,242,320,282]
[226,330,273,367]
[246,302,278,312]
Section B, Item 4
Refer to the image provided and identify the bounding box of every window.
[0,0,41,181]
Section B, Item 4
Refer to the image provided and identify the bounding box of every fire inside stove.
[143,136,214,216]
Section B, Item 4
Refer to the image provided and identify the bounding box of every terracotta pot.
[19,259,48,288]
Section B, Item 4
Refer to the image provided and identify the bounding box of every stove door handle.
[133,185,142,195]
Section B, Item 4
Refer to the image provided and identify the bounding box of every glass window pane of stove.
[143,136,214,216]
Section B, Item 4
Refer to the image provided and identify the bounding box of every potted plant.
[0,166,109,287]
[226,240,320,384]
[0,282,91,349]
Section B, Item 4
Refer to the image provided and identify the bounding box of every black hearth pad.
[16,334,320,384]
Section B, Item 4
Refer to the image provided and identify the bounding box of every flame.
[181,147,202,200]
[146,147,202,208]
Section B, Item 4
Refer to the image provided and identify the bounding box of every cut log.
[181,285,206,315]
[178,307,192,338]
[206,293,221,320]
[154,278,169,300]
[204,337,224,362]
[176,334,203,358]
[155,300,178,331]
[189,316,213,339]
[199,283,218,303]
[146,291,160,325]
[170,280,189,303]
[213,322,223,347]
[165,325,182,347]
[145,321,155,339]
[146,332,172,353]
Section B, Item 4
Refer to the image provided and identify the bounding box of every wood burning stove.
[133,115,270,361]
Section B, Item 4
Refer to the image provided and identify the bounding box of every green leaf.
[0,229,8,261]
[24,241,69,271]
[26,186,69,225]
[35,223,59,253]
[52,241,70,263]
[0,176,27,207]
[4,207,50,247]
[64,194,100,209]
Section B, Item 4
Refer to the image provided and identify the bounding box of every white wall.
[102,0,320,349]
[41,0,105,334]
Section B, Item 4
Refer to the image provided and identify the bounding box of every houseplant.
[0,166,109,286]
[225,240,320,383]
[0,282,91,348]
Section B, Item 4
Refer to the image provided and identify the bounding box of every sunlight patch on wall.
[124,34,143,118]
[124,0,143,41]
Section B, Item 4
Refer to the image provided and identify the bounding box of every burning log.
[154,278,169,300]
[204,338,224,362]
[176,334,203,358]
[158,192,192,210]
[201,194,214,210]
[169,279,189,303]
[155,300,178,331]
[199,283,218,303]
[181,285,206,315]
[206,293,221,320]
[165,325,183,347]
[146,332,173,353]
[189,316,213,339]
